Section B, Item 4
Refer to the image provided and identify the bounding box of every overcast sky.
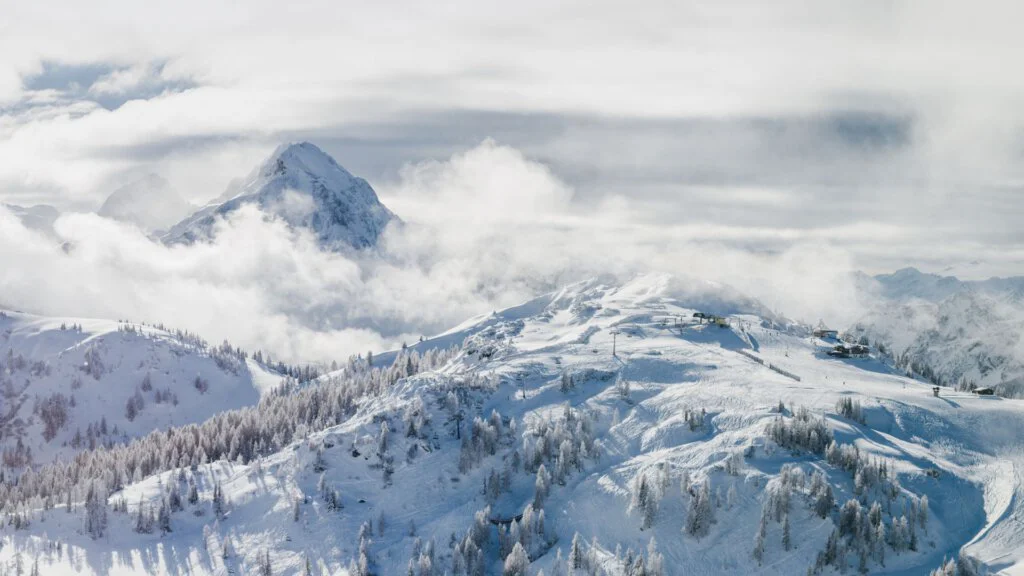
[2,0,1023,278]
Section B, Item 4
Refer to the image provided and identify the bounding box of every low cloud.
[1,140,869,365]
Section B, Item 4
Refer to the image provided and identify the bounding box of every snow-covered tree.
[568,532,585,572]
[187,480,199,506]
[647,537,665,576]
[83,482,108,539]
[212,482,226,519]
[167,484,183,512]
[782,513,791,551]
[752,514,766,565]
[134,498,153,534]
[534,464,551,508]
[158,499,172,533]
[503,542,529,576]
[630,473,659,529]
[684,480,713,539]
[559,371,574,394]
[258,548,272,576]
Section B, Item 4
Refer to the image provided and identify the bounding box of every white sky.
[1,0,1023,278]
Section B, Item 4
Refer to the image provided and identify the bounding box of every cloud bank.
[0,141,866,364]
[1,2,1023,277]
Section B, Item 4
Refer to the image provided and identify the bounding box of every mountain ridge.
[1,273,1019,575]
[848,266,1024,397]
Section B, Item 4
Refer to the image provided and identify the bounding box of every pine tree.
[357,550,370,576]
[814,483,835,518]
[135,498,149,533]
[417,553,433,576]
[378,421,390,456]
[685,480,713,539]
[632,473,658,529]
[313,447,327,472]
[560,371,573,393]
[168,484,183,512]
[213,482,226,519]
[84,482,108,539]
[568,532,584,571]
[875,522,886,566]
[259,548,272,576]
[158,499,172,533]
[753,514,767,565]
[534,464,550,508]
[782,513,791,551]
[647,537,665,576]
[503,542,529,576]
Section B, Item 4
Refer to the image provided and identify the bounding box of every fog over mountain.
[1,3,1022,576]
[98,174,193,232]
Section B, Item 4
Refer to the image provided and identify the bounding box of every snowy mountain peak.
[163,142,398,250]
[260,141,351,181]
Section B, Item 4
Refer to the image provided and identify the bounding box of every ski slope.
[1,274,1021,575]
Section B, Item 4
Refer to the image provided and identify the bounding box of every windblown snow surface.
[2,274,1022,575]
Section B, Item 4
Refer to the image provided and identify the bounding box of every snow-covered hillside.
[1,274,1018,575]
[0,309,285,466]
[162,142,398,250]
[850,268,1024,397]
[98,174,194,233]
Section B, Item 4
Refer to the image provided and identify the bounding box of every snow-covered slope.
[0,309,285,466]
[98,174,194,232]
[3,274,1020,575]
[850,268,1024,397]
[162,142,398,250]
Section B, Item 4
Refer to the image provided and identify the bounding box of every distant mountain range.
[856,267,1024,303]
[3,203,59,237]
[848,267,1024,396]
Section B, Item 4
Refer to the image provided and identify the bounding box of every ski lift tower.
[610,328,621,357]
